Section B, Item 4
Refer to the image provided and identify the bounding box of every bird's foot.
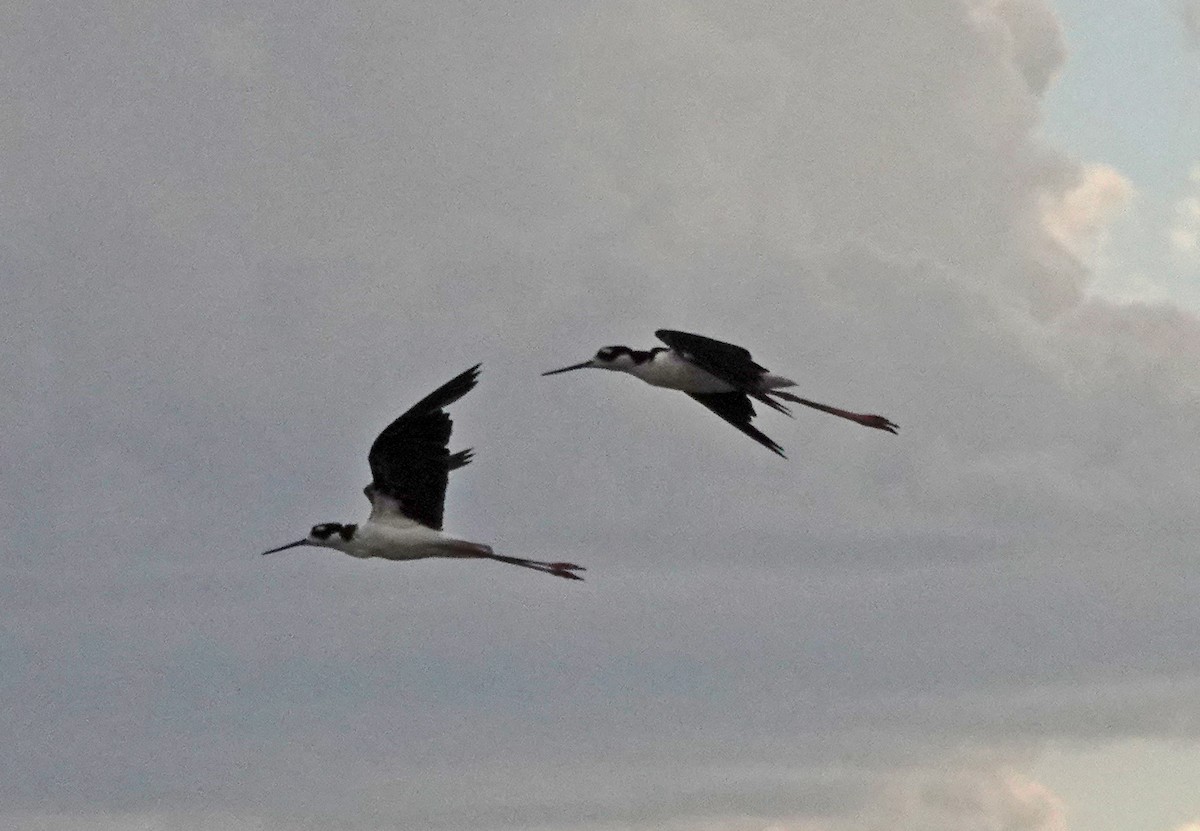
[857,414,899,434]
[547,562,586,580]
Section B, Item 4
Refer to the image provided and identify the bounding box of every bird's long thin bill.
[261,539,310,555]
[541,361,591,376]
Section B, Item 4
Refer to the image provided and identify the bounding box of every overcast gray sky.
[5,1,1200,829]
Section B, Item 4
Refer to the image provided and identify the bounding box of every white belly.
[631,352,737,393]
[349,521,470,561]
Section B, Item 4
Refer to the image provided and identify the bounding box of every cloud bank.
[5,0,1199,829]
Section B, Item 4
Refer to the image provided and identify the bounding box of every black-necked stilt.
[262,365,584,580]
[543,329,898,458]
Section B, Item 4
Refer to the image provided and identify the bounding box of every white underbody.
[624,350,794,393]
[341,512,489,561]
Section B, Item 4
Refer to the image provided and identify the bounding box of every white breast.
[628,351,737,393]
[348,520,450,561]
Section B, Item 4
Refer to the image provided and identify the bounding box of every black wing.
[687,392,786,458]
[656,329,788,415]
[366,364,481,530]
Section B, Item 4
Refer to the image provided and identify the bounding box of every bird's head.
[542,346,637,376]
[261,522,358,555]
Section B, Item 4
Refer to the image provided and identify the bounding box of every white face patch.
[309,522,357,544]
[593,347,642,369]
[310,523,340,541]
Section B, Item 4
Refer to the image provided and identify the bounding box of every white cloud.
[1169,164,1200,257]
[873,770,1066,831]
[1041,163,1133,262]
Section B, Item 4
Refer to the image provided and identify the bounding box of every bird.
[262,365,585,580]
[542,329,898,458]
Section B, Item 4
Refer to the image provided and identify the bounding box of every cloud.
[203,19,270,82]
[1169,163,1200,256]
[11,768,1067,831]
[1177,0,1200,48]
[5,0,1200,829]
[4,813,271,831]
[1041,163,1133,262]
[983,0,1069,94]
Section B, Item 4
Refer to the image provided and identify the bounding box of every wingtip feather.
[448,448,474,470]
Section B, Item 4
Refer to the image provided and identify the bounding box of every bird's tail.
[751,376,799,417]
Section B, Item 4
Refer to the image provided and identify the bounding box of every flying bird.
[543,329,898,458]
[262,365,585,580]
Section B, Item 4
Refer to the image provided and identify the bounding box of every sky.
[4,1,1200,829]
[1041,0,1200,308]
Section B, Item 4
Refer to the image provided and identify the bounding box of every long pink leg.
[483,552,586,580]
[452,542,585,580]
[771,391,898,434]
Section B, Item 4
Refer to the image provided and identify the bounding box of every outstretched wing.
[657,329,788,415]
[366,364,480,530]
[687,392,786,458]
